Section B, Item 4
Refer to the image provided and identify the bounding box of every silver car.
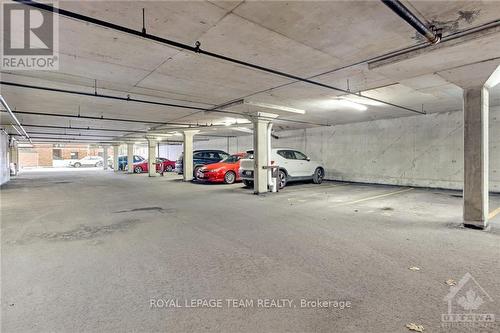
[69,156,103,168]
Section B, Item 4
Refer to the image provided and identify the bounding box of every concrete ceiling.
[1,0,500,143]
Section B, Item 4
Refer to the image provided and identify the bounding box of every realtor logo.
[441,272,496,330]
[1,2,59,70]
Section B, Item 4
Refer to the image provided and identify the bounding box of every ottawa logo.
[441,272,496,330]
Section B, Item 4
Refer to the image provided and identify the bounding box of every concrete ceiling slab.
[232,0,417,64]
[60,0,232,44]
[437,59,500,88]
[197,12,340,77]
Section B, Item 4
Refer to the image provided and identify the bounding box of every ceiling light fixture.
[245,101,306,114]
[339,95,383,106]
[336,100,367,111]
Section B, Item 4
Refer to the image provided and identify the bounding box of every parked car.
[239,148,324,189]
[69,156,103,168]
[132,157,176,173]
[156,157,176,172]
[175,150,230,176]
[196,152,248,184]
[117,155,145,171]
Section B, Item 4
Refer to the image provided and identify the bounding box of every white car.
[239,148,324,189]
[69,156,103,168]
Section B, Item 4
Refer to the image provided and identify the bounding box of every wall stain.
[412,10,481,42]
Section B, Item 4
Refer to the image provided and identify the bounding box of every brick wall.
[18,144,111,168]
[19,151,38,167]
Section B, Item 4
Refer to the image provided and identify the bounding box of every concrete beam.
[182,130,199,181]
[127,143,134,174]
[146,136,159,177]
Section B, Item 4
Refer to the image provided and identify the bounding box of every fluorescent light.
[244,101,305,114]
[339,95,383,106]
[336,99,367,111]
[317,99,367,111]
[213,117,251,126]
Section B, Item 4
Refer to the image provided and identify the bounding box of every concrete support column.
[146,137,158,177]
[463,86,489,228]
[253,118,269,194]
[182,130,199,181]
[127,143,134,173]
[112,144,120,172]
[9,142,19,175]
[251,112,278,195]
[102,145,109,170]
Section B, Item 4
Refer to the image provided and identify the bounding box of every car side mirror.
[306,157,310,161]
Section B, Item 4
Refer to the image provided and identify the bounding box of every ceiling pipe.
[0,95,32,143]
[17,123,148,133]
[13,0,425,115]
[381,0,441,44]
[24,137,206,144]
[24,131,121,138]
[16,135,123,141]
[0,81,225,120]
[0,81,329,126]
[0,109,199,127]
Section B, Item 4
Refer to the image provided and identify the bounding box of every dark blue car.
[117,155,145,170]
[175,150,229,176]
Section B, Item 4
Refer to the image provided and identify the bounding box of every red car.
[196,152,248,184]
[133,157,176,174]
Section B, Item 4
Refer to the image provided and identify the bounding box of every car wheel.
[224,171,236,184]
[278,170,287,189]
[74,162,81,168]
[313,168,324,184]
[134,166,142,173]
[193,166,202,177]
[166,165,173,172]
[243,180,253,188]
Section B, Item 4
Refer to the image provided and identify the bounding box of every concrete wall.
[0,131,10,185]
[158,143,183,161]
[195,108,500,192]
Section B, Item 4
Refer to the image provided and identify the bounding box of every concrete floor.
[1,170,499,332]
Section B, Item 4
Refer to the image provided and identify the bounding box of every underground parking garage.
[1,0,500,332]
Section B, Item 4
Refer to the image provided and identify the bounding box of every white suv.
[239,148,324,189]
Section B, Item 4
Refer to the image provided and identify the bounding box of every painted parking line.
[332,187,414,207]
[281,182,350,194]
[489,207,500,220]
